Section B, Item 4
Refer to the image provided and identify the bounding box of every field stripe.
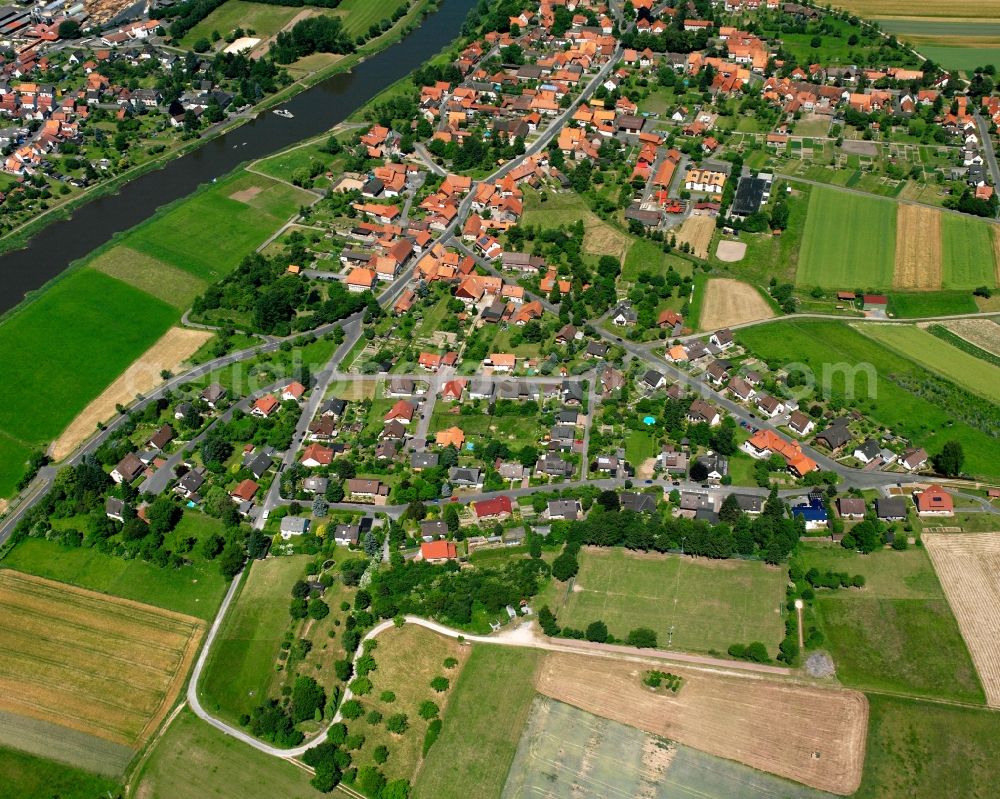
[893,204,941,289]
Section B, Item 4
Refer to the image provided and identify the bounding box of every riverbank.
[0,0,438,261]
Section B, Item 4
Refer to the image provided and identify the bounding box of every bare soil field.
[716,239,747,262]
[923,533,1000,707]
[535,652,868,795]
[840,140,878,157]
[0,570,205,748]
[675,214,716,259]
[50,327,212,460]
[699,278,775,330]
[894,205,942,289]
[942,318,1000,356]
[230,185,264,203]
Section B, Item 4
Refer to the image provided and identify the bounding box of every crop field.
[856,694,1000,799]
[0,744,121,799]
[855,324,1000,400]
[134,708,314,799]
[893,205,941,289]
[943,318,1000,356]
[831,2,1000,19]
[923,533,1000,707]
[698,278,775,330]
[199,555,309,723]
[795,542,984,703]
[940,215,998,289]
[523,188,630,262]
[0,570,204,748]
[89,246,208,310]
[2,522,228,621]
[917,46,1000,72]
[674,214,716,259]
[736,320,999,480]
[556,548,787,655]
[503,697,834,799]
[797,189,896,289]
[125,171,314,283]
[535,652,868,795]
[0,710,133,777]
[886,290,979,317]
[414,646,541,799]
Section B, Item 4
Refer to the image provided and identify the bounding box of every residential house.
[687,399,721,426]
[875,496,907,521]
[111,453,145,484]
[914,485,954,516]
[421,540,458,563]
[280,517,310,540]
[547,499,581,521]
[837,497,866,519]
[787,411,815,437]
[474,495,512,520]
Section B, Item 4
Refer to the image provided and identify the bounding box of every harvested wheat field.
[50,327,211,460]
[699,278,775,330]
[535,652,868,795]
[923,533,1000,707]
[584,220,631,263]
[0,570,205,747]
[894,205,942,289]
[675,214,716,259]
[943,319,1000,357]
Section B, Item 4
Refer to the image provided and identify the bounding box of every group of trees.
[270,16,355,64]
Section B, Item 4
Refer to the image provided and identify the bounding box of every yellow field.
[894,205,942,289]
[832,1,1000,18]
[699,278,775,330]
[675,214,716,259]
[0,570,204,747]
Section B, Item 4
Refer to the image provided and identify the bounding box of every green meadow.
[797,188,896,289]
[0,745,120,799]
[940,215,997,289]
[886,291,979,318]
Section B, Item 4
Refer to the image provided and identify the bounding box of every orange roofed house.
[914,485,954,516]
[421,540,458,563]
[741,429,817,476]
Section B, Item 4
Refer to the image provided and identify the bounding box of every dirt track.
[699,278,775,330]
[924,533,1000,707]
[535,651,868,795]
[894,204,941,289]
[50,327,211,461]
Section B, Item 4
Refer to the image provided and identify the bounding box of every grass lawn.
[621,238,692,283]
[337,0,409,37]
[134,708,314,799]
[0,434,34,504]
[125,171,314,284]
[856,324,1000,400]
[253,142,340,184]
[199,555,309,723]
[727,451,759,486]
[855,694,1000,799]
[0,745,120,799]
[940,214,998,289]
[886,290,979,318]
[1,525,228,621]
[430,408,543,453]
[558,548,787,655]
[413,645,541,799]
[796,188,896,289]
[796,543,984,703]
[179,0,306,48]
[623,429,656,467]
[0,268,176,449]
[737,319,1000,480]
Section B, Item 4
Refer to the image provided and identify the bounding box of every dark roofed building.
[729,175,770,220]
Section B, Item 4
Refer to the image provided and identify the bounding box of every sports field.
[0,745,121,799]
[125,171,313,283]
[199,555,308,723]
[923,533,1000,707]
[796,543,984,703]
[503,697,834,799]
[3,515,229,621]
[797,188,896,289]
[535,652,868,795]
[134,708,314,799]
[414,646,541,799]
[737,320,999,480]
[0,570,205,747]
[940,215,998,289]
[856,324,1000,400]
[557,548,787,655]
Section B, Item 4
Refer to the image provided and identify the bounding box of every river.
[0,0,477,314]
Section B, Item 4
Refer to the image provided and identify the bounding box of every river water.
[0,0,477,314]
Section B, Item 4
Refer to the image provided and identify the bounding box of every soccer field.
[797,188,896,289]
[558,548,787,654]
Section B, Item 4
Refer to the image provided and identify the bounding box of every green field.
[940,215,998,289]
[886,290,979,318]
[89,246,208,310]
[0,744,120,799]
[624,429,657,467]
[796,543,984,703]
[126,171,313,283]
[504,698,834,799]
[180,0,308,48]
[621,238,692,283]
[2,515,229,621]
[797,188,897,288]
[414,646,541,799]
[337,0,409,37]
[855,694,1000,799]
[0,709,133,777]
[199,555,308,723]
[856,324,1000,400]
[135,708,314,799]
[737,319,1000,480]
[557,548,787,655]
[917,45,1000,72]
[252,141,339,184]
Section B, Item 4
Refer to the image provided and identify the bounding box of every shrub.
[626,627,657,648]
[366,709,383,725]
[344,733,365,750]
[373,745,389,765]
[422,718,443,755]
[443,657,458,669]
[380,691,396,703]
[585,620,608,643]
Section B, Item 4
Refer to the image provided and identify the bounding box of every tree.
[385,713,408,734]
[308,598,330,620]
[585,620,608,643]
[430,676,449,692]
[418,700,439,720]
[340,699,364,720]
[596,490,620,511]
[218,543,245,579]
[58,20,82,38]
[932,440,963,477]
[626,627,658,648]
[551,551,579,581]
[444,503,460,535]
[291,676,326,722]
